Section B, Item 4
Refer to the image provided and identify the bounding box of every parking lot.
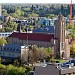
[34,59,75,75]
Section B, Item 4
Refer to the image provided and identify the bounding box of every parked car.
[58,61,74,69]
[61,62,70,68]
[68,59,75,66]
[29,71,35,75]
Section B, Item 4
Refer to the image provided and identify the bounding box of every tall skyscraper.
[54,13,70,59]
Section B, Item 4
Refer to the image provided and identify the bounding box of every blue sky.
[0,0,75,4]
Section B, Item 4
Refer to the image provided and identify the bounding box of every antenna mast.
[70,0,72,26]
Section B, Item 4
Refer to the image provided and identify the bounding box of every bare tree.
[21,46,52,65]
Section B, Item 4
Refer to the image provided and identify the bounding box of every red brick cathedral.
[8,13,70,59]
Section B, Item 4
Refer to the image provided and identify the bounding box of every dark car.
[29,71,35,75]
[58,61,74,69]
[61,62,70,68]
[69,59,75,66]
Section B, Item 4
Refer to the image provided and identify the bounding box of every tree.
[0,63,31,75]
[0,64,6,75]
[6,64,19,75]
[2,9,9,16]
[0,20,3,24]
[22,8,30,12]
[0,38,7,46]
[11,13,18,18]
[9,21,18,30]
[49,14,55,18]
[17,67,27,75]
[5,27,13,32]
[0,28,5,32]
[37,47,52,61]
[0,57,1,64]
[13,59,19,67]
[28,12,38,17]
[21,46,52,65]
[70,41,75,56]
[6,17,18,31]
[44,14,50,18]
[11,8,24,19]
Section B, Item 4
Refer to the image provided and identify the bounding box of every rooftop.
[9,32,54,42]
[33,26,54,34]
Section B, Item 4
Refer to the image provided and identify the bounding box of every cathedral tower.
[54,13,70,59]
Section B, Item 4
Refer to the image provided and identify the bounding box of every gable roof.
[9,32,54,42]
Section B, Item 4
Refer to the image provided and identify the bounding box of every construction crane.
[70,0,72,26]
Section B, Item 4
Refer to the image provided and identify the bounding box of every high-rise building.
[54,13,70,59]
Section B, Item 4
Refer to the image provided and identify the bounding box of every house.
[0,32,13,38]
[33,26,54,34]
[0,44,28,59]
[39,18,56,26]
[13,19,28,25]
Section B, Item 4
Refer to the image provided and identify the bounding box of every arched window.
[62,52,64,58]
